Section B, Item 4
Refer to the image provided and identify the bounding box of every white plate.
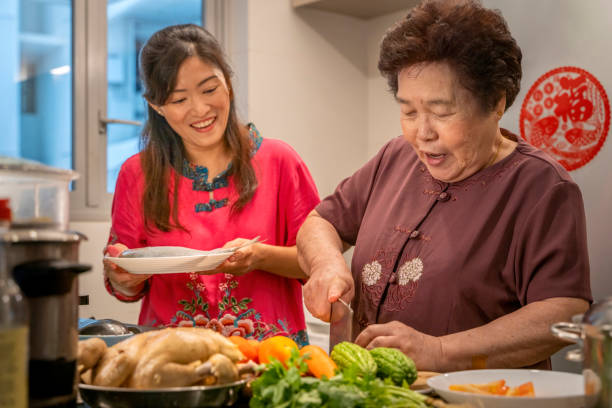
[427,369,586,408]
[105,237,261,275]
[105,251,233,274]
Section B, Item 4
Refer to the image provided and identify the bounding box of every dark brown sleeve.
[316,142,391,245]
[515,181,592,305]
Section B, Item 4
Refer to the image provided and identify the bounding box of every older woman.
[297,0,591,371]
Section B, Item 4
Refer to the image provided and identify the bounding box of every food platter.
[79,379,248,408]
[427,369,585,408]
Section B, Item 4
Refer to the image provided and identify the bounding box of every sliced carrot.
[506,381,535,397]
[450,379,534,397]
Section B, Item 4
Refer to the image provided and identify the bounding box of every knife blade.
[329,298,354,351]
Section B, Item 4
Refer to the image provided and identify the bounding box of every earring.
[497,111,503,119]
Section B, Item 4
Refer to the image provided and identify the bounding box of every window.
[2,0,73,170]
[2,0,222,221]
[104,0,203,193]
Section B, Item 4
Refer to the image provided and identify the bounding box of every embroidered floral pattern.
[398,258,423,285]
[170,273,308,346]
[359,250,395,310]
[362,261,382,286]
[386,257,424,311]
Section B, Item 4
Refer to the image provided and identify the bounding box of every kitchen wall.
[364,9,408,155]
[480,0,612,303]
[247,1,369,198]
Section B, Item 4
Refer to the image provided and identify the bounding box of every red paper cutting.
[520,66,610,171]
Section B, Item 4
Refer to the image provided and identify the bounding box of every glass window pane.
[106,0,203,192]
[1,0,72,170]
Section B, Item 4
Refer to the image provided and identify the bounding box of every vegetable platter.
[248,337,462,408]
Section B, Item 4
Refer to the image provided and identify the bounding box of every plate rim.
[105,252,231,263]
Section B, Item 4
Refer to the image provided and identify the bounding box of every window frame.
[70,0,229,221]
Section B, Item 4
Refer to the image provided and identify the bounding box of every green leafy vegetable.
[249,349,430,408]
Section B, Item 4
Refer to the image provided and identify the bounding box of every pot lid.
[0,156,78,181]
[1,228,86,243]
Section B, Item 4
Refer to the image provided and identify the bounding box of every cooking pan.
[79,379,248,408]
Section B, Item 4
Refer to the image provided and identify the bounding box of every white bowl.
[427,369,585,408]
[79,333,133,347]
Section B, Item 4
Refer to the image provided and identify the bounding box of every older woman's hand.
[205,238,261,277]
[103,243,151,296]
[354,321,443,371]
[303,260,354,322]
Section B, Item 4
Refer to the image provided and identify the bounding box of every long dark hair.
[138,24,257,232]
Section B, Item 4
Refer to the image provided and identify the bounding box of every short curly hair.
[378,0,522,113]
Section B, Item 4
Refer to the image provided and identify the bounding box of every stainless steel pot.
[2,228,91,408]
[552,298,612,408]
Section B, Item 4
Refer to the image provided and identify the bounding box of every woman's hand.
[103,243,151,296]
[297,210,355,322]
[302,260,354,322]
[205,238,262,277]
[354,321,443,371]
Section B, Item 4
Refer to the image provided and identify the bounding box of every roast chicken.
[77,327,247,389]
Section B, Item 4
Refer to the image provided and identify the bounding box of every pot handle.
[551,322,584,362]
[551,322,582,344]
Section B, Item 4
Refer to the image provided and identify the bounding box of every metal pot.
[78,380,249,408]
[2,228,91,408]
[551,298,612,408]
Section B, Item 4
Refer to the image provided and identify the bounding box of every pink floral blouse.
[106,124,319,345]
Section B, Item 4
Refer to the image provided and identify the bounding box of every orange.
[258,335,299,367]
[228,336,259,363]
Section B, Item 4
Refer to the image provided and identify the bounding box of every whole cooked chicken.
[78,327,245,389]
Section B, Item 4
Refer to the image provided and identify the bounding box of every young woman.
[104,24,319,345]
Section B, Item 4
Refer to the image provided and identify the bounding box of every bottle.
[0,198,28,408]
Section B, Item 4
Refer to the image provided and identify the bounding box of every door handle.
[98,112,142,134]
